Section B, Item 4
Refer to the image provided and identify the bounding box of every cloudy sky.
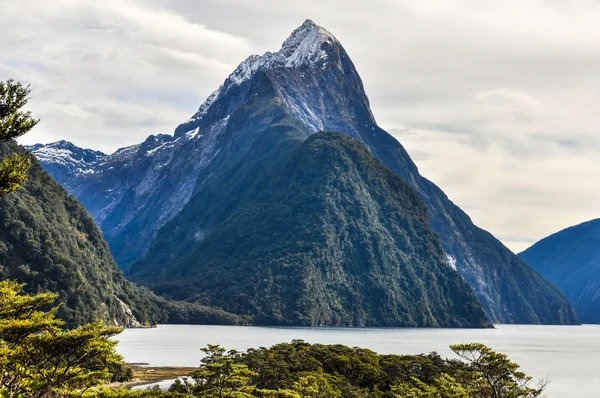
[1,0,599,252]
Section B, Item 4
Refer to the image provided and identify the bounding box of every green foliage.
[0,281,128,397]
[252,388,300,398]
[108,361,134,383]
[133,132,488,328]
[291,372,341,398]
[0,154,31,198]
[239,340,440,397]
[0,140,170,328]
[0,79,38,198]
[0,80,39,143]
[178,345,257,397]
[164,301,249,326]
[450,343,545,398]
[165,341,546,398]
[392,374,472,398]
[0,281,61,345]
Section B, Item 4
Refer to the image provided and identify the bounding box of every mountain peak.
[185,20,341,126]
[300,19,317,29]
[278,19,337,67]
[226,19,338,82]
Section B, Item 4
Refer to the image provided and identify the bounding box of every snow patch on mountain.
[446,254,457,271]
[145,142,170,156]
[185,127,201,139]
[111,144,140,161]
[35,147,88,168]
[280,93,324,132]
[188,19,337,125]
[282,23,335,68]
[26,141,107,178]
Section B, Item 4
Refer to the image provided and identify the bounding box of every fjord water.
[117,325,600,398]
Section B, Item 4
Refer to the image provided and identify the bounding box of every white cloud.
[474,88,543,109]
[0,0,255,152]
[2,0,600,251]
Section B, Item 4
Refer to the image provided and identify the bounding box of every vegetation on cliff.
[132,132,489,328]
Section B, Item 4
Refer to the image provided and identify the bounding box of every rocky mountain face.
[520,219,600,323]
[129,132,490,327]
[29,20,578,325]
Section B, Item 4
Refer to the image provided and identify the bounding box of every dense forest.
[131,132,489,328]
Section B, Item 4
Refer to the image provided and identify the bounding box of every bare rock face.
[29,20,578,325]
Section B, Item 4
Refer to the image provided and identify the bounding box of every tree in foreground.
[290,373,341,398]
[392,343,545,398]
[392,374,472,398]
[181,345,258,397]
[0,281,127,397]
[0,79,38,198]
[449,343,546,398]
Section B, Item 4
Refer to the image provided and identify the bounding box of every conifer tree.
[0,79,38,198]
[0,281,126,397]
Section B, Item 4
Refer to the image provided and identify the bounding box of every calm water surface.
[116,324,600,397]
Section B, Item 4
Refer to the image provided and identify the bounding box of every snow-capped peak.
[279,19,336,68]
[228,19,337,83]
[26,141,107,179]
[187,19,339,123]
[26,141,106,164]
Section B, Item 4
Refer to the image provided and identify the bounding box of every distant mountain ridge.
[28,19,578,325]
[520,219,600,323]
[25,140,106,191]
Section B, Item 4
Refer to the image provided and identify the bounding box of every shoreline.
[107,365,194,390]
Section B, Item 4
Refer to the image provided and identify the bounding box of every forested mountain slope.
[130,132,490,328]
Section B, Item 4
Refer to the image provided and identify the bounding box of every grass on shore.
[131,365,195,382]
[108,365,194,390]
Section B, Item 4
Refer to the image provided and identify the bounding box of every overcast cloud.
[2,0,599,252]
